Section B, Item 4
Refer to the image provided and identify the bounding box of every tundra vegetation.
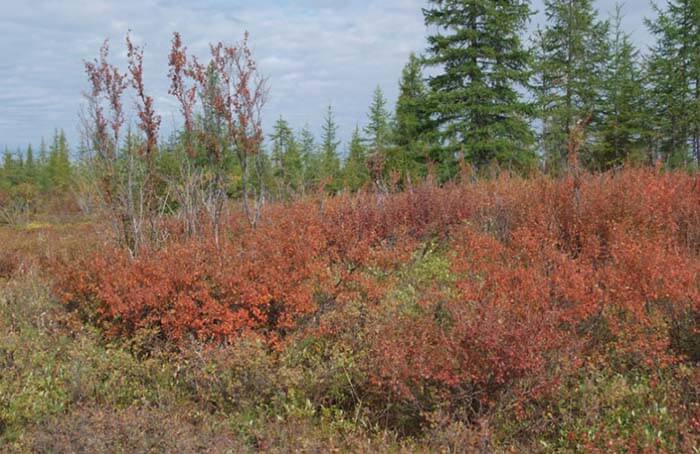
[1,0,699,452]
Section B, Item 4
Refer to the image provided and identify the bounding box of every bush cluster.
[48,168,700,450]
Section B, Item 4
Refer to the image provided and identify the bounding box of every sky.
[0,0,665,154]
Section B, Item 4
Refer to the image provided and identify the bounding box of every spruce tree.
[593,5,646,169]
[344,126,369,191]
[364,86,392,151]
[394,53,429,178]
[320,105,341,189]
[24,144,36,184]
[48,129,71,190]
[14,148,25,183]
[422,0,536,174]
[533,0,609,171]
[645,0,700,165]
[269,117,303,195]
[37,138,50,192]
[38,138,48,164]
[298,124,321,189]
[363,86,393,185]
[2,149,17,187]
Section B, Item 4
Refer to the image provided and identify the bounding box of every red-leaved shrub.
[366,169,699,416]
[54,169,700,398]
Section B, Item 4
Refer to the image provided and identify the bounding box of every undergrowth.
[1,168,698,452]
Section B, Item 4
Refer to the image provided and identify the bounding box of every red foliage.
[83,40,128,161]
[167,32,197,157]
[55,169,700,401]
[126,33,161,157]
[56,203,327,344]
[369,169,700,408]
[167,31,268,227]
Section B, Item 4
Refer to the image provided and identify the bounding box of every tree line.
[0,130,72,222]
[258,0,700,186]
[1,0,699,225]
[400,0,699,178]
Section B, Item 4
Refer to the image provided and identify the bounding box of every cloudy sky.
[0,0,664,153]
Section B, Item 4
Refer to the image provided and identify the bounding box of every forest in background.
[2,0,700,222]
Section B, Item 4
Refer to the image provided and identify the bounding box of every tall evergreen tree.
[24,144,36,183]
[38,138,48,165]
[15,149,24,168]
[344,126,369,191]
[533,0,609,171]
[645,0,700,165]
[422,0,536,175]
[393,52,429,178]
[48,129,71,189]
[298,124,321,189]
[364,85,392,150]
[363,86,393,185]
[320,105,341,188]
[1,148,17,187]
[36,138,51,192]
[269,117,303,195]
[593,4,646,169]
[395,53,427,147]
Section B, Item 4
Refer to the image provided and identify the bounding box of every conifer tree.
[422,0,536,174]
[344,126,369,191]
[320,105,341,189]
[592,5,646,169]
[15,149,24,168]
[1,148,17,187]
[645,0,700,165]
[19,144,36,186]
[38,138,48,165]
[298,124,321,189]
[37,138,51,192]
[533,0,609,171]
[393,53,429,178]
[269,116,303,195]
[25,144,35,178]
[363,86,393,185]
[364,86,392,151]
[48,129,71,190]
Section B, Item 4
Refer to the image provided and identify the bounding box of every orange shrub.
[54,168,700,380]
[367,169,699,416]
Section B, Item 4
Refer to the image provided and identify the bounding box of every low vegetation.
[1,168,698,452]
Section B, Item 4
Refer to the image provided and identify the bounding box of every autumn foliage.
[54,168,700,419]
[372,171,700,411]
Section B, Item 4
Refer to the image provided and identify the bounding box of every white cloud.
[0,0,661,153]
